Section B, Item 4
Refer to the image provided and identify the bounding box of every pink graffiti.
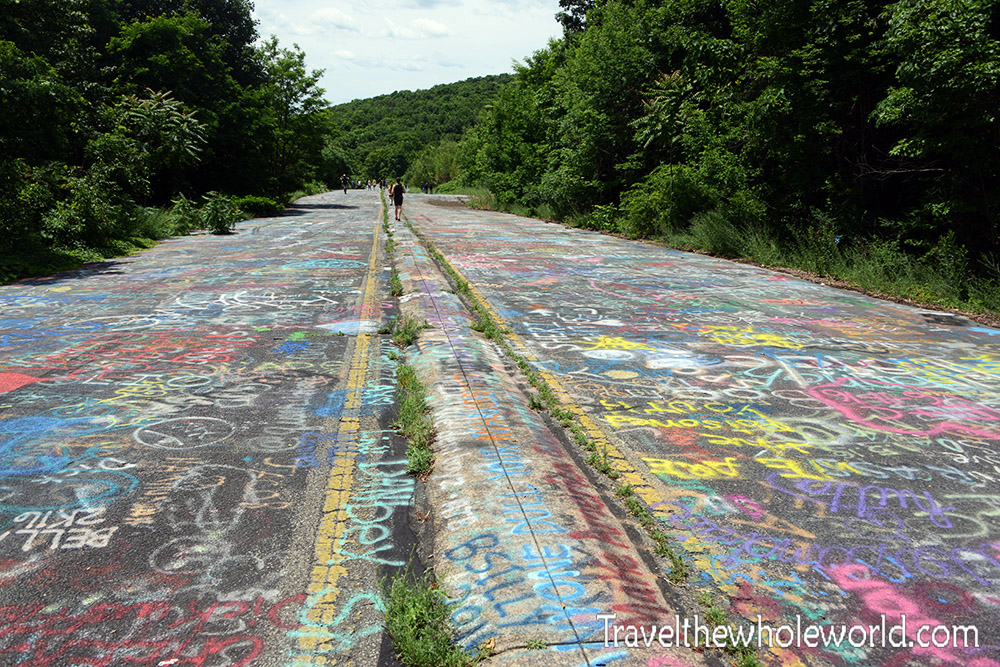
[831,563,997,665]
[725,494,765,520]
[0,372,47,393]
[807,377,1000,438]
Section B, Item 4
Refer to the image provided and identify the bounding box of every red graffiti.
[0,372,47,393]
[0,593,305,666]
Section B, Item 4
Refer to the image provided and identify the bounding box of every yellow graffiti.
[699,433,813,455]
[756,457,857,481]
[644,456,742,479]
[575,335,656,351]
[644,455,859,481]
[604,412,796,434]
[671,323,803,349]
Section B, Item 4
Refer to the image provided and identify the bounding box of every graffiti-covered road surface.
[406,196,1000,667]
[0,191,415,666]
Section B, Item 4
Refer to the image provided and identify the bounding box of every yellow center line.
[295,196,383,658]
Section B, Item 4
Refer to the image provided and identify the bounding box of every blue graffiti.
[0,415,108,476]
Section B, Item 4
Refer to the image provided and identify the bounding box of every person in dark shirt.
[389,178,405,221]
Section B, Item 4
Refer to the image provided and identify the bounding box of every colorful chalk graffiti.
[392,222,708,666]
[408,197,1000,666]
[0,192,414,665]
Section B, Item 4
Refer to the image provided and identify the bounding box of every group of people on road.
[340,174,406,221]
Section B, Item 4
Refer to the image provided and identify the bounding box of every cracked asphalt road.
[406,194,1000,667]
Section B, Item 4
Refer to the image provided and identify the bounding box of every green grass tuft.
[395,364,435,476]
[390,268,404,296]
[383,565,474,667]
[527,392,546,411]
[393,316,429,347]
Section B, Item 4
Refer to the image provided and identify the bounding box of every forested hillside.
[1,0,332,279]
[456,0,1000,313]
[327,74,511,184]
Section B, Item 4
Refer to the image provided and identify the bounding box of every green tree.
[116,0,261,84]
[873,0,1000,253]
[328,74,511,180]
[406,140,461,187]
[256,37,329,195]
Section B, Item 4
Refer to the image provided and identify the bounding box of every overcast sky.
[252,0,563,105]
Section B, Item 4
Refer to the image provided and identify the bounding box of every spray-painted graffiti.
[408,197,1000,665]
[394,219,701,666]
[0,191,414,664]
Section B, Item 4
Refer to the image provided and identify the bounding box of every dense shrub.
[236,196,284,218]
[200,192,241,235]
[170,195,201,234]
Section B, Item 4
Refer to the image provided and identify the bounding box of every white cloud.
[310,8,360,32]
[396,0,461,8]
[395,61,426,72]
[384,17,453,39]
[253,0,562,103]
[333,49,362,63]
[414,18,452,36]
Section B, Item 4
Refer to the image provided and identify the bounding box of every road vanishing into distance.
[1,190,999,667]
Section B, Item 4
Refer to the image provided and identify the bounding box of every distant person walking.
[390,178,405,221]
[341,174,350,194]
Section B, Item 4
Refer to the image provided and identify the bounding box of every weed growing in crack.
[693,592,763,665]
[393,316,429,347]
[390,267,404,296]
[527,392,546,411]
[382,564,474,667]
[665,548,689,583]
[395,364,435,476]
[379,316,397,335]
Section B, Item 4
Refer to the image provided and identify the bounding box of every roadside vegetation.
[1,0,342,284]
[394,364,435,477]
[383,565,484,667]
[435,0,1000,319]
